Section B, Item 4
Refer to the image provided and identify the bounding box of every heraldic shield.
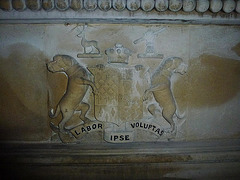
[88,64,144,126]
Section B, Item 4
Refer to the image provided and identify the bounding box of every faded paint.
[174,54,240,108]
[0,24,239,142]
[0,43,51,140]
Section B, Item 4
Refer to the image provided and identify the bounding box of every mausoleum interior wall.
[1,1,240,179]
[0,23,239,143]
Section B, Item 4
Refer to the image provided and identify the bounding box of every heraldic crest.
[47,26,188,143]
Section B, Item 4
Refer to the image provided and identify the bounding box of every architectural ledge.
[1,1,240,24]
[0,0,240,14]
[0,3,240,25]
[0,0,240,25]
[1,139,240,179]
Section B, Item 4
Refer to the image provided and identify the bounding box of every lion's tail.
[175,109,186,127]
[175,109,185,119]
[47,88,60,119]
[49,105,60,119]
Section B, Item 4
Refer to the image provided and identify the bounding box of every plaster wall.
[0,24,239,143]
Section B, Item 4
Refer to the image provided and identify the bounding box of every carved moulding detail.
[12,0,26,11]
[113,0,126,11]
[1,0,240,14]
[209,0,223,13]
[42,0,54,11]
[169,0,183,12]
[55,0,69,11]
[155,0,168,12]
[223,0,236,13]
[70,0,83,11]
[183,0,196,12]
[0,0,12,11]
[196,0,210,13]
[237,0,240,14]
[141,0,155,12]
[84,0,97,11]
[26,0,41,11]
[127,0,140,11]
[98,0,111,11]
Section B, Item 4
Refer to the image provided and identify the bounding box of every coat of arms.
[47,26,188,143]
[88,44,145,125]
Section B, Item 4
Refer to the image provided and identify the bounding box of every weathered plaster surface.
[0,24,239,143]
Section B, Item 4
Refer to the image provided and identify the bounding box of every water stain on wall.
[0,76,49,141]
[232,42,240,56]
[0,43,52,141]
[174,54,240,108]
[0,43,70,141]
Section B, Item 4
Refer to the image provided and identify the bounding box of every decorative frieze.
[113,0,126,11]
[12,0,26,11]
[155,0,168,12]
[209,0,223,13]
[84,0,97,11]
[141,0,155,12]
[169,0,183,12]
[42,0,54,10]
[1,0,239,13]
[26,0,41,11]
[127,0,141,11]
[55,0,69,11]
[70,0,83,11]
[196,0,209,13]
[98,0,111,11]
[0,0,12,11]
[237,0,240,13]
[183,0,196,12]
[223,0,236,13]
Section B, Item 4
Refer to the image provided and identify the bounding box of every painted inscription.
[105,132,134,143]
[130,121,164,136]
[71,122,103,139]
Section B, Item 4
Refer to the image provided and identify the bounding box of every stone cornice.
[1,139,240,179]
[0,0,240,25]
[0,0,239,13]
[0,0,239,25]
